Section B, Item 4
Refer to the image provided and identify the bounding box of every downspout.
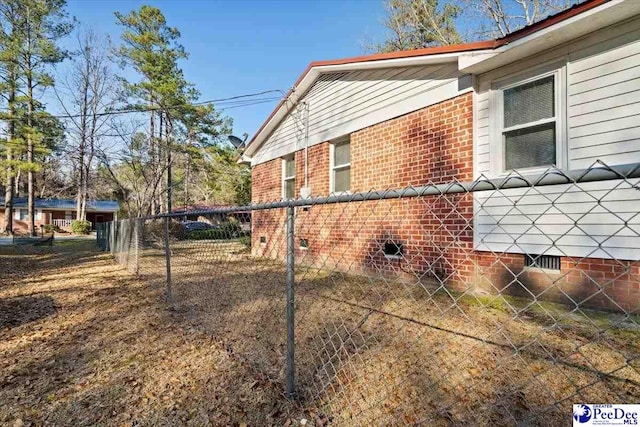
[304,101,310,188]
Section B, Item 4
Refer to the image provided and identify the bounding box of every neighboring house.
[172,204,251,231]
[0,198,119,233]
[244,0,640,311]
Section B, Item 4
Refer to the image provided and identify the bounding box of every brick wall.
[475,252,640,312]
[250,92,640,312]
[0,211,50,233]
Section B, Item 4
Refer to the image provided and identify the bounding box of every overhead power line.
[0,89,284,121]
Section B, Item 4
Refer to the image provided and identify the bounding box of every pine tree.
[3,0,73,235]
[115,5,189,214]
[0,0,24,234]
[115,5,229,215]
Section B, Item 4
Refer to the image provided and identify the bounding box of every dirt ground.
[0,241,300,426]
[2,240,640,426]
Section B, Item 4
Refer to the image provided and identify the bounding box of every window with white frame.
[331,137,350,193]
[19,209,27,220]
[282,156,295,199]
[496,67,563,172]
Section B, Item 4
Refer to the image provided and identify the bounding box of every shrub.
[220,221,241,236]
[187,226,250,242]
[187,229,226,240]
[238,234,251,248]
[43,224,61,233]
[71,220,91,235]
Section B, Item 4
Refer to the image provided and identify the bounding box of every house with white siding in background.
[244,0,640,311]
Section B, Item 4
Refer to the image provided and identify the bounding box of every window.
[384,242,403,258]
[282,156,295,199]
[19,209,27,221]
[331,137,350,193]
[300,238,309,250]
[494,66,564,173]
[524,254,561,271]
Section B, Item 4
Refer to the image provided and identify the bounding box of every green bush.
[42,223,61,233]
[238,234,251,248]
[71,220,91,235]
[187,226,250,241]
[220,221,241,236]
[187,229,226,240]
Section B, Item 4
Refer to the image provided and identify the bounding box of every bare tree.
[372,0,462,52]
[371,0,575,52]
[55,29,116,221]
[463,0,573,39]
[97,118,170,218]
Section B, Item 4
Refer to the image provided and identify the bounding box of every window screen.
[505,123,556,170]
[504,76,554,128]
[283,157,295,199]
[332,139,350,193]
[502,75,557,170]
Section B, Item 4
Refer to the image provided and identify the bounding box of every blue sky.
[58,0,387,138]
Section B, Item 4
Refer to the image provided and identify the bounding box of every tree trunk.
[149,110,156,216]
[14,169,20,196]
[166,114,172,213]
[3,64,16,235]
[27,74,36,236]
[76,75,88,221]
[156,111,162,212]
[184,151,190,209]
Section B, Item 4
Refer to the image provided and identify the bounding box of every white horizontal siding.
[568,20,640,170]
[252,63,464,165]
[474,15,640,261]
[474,179,640,261]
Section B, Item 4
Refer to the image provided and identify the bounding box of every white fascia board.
[459,0,640,75]
[243,53,462,159]
[458,52,499,71]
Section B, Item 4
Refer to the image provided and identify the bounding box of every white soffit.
[244,53,472,158]
[459,0,640,74]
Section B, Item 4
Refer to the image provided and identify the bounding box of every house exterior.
[0,198,119,233]
[244,0,640,311]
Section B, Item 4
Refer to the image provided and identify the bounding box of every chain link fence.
[102,161,640,425]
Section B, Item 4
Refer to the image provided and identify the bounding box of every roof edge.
[246,0,612,156]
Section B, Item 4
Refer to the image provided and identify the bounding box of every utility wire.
[0,89,283,121]
[0,96,281,141]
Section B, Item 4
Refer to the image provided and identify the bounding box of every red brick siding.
[250,92,640,312]
[0,210,50,233]
[351,94,473,190]
[475,253,640,312]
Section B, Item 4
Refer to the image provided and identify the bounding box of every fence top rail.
[122,161,640,221]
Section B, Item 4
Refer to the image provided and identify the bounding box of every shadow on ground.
[0,295,56,329]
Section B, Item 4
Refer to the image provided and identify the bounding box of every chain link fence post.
[109,220,115,255]
[286,205,296,399]
[134,218,141,276]
[163,217,173,305]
